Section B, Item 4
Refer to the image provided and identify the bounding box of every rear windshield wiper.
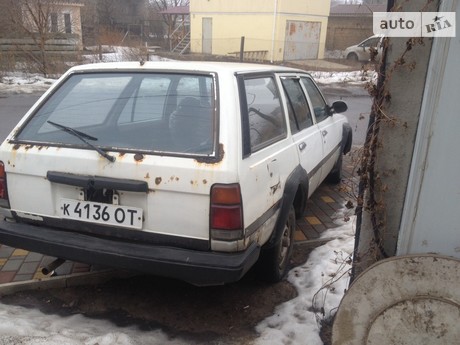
[48,120,98,141]
[47,120,115,163]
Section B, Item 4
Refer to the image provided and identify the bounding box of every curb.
[294,236,340,247]
[0,269,134,296]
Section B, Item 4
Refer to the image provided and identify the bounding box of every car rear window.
[15,72,217,156]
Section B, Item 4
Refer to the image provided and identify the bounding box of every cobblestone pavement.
[0,154,358,286]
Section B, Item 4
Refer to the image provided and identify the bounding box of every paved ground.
[0,153,358,287]
[297,155,356,242]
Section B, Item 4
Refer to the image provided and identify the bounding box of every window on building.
[64,13,72,34]
[50,13,58,33]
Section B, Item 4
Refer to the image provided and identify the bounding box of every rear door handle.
[322,130,328,137]
[299,142,307,151]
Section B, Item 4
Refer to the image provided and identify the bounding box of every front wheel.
[257,205,296,283]
[346,53,358,61]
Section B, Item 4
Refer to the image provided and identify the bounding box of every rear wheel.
[258,205,296,283]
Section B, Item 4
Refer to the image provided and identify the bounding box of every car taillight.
[0,161,9,208]
[210,184,243,240]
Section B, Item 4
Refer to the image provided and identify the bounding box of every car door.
[280,76,323,197]
[238,74,296,237]
[301,76,342,183]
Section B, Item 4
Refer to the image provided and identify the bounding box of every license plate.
[59,198,143,229]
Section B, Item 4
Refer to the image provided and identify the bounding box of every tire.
[327,153,343,184]
[257,205,296,283]
[346,53,358,61]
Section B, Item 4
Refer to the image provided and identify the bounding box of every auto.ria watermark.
[374,12,456,37]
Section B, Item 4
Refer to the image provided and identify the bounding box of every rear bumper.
[0,219,260,286]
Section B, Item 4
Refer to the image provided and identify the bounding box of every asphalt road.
[322,83,372,146]
[0,87,372,145]
[0,93,41,141]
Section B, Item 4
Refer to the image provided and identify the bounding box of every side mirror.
[330,100,348,114]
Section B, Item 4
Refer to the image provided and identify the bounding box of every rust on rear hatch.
[134,153,144,162]
[195,143,224,164]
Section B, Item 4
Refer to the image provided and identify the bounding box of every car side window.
[301,77,329,123]
[281,78,314,134]
[360,37,380,48]
[243,76,287,152]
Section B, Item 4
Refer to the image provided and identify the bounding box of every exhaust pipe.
[41,258,65,275]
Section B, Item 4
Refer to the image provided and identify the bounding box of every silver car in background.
[344,34,384,61]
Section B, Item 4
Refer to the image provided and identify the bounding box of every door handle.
[299,142,307,151]
[322,130,328,137]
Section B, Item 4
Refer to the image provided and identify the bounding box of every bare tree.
[81,0,153,47]
[4,0,81,76]
[81,0,116,48]
[149,0,189,48]
[96,0,117,27]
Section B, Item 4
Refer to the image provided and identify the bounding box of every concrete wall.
[354,0,439,276]
[326,16,374,50]
[190,0,330,62]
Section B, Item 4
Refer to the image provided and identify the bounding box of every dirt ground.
[1,242,326,344]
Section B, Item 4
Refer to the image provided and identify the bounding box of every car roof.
[345,34,384,50]
[67,61,307,75]
[359,34,384,43]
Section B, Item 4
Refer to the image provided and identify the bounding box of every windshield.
[15,72,217,156]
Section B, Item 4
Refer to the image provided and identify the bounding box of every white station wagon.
[0,61,351,285]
